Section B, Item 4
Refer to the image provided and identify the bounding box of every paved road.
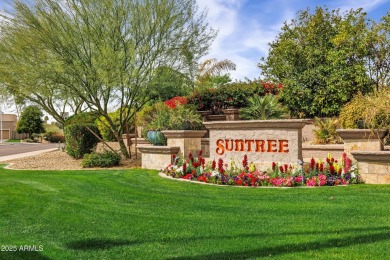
[0,143,58,157]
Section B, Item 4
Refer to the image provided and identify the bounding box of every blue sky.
[196,0,390,80]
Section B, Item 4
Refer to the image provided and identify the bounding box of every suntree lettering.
[216,139,289,155]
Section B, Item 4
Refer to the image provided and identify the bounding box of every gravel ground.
[3,150,141,170]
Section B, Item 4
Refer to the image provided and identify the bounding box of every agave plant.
[239,94,286,120]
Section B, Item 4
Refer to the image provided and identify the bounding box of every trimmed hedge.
[82,151,121,168]
[64,123,100,159]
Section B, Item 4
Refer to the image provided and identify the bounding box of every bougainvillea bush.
[164,152,362,187]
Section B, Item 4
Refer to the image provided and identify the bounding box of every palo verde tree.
[0,0,216,158]
[259,7,373,118]
[16,105,45,139]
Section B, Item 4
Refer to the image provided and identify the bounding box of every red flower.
[272,162,277,171]
[284,164,288,173]
[279,166,284,173]
[164,96,187,109]
[310,158,315,169]
[242,155,248,169]
[218,159,225,174]
[329,165,335,174]
[183,163,187,173]
[212,160,216,170]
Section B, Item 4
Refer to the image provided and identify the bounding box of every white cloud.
[196,0,297,80]
[336,0,388,12]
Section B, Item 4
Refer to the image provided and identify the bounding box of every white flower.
[351,172,356,178]
[211,170,219,176]
[176,166,183,173]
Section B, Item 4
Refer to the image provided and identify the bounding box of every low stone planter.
[197,111,213,122]
[138,145,179,170]
[337,129,388,160]
[207,115,226,121]
[162,130,207,158]
[351,151,390,184]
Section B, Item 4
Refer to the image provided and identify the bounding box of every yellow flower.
[249,163,256,172]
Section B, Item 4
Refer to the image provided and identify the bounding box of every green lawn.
[0,165,389,259]
[5,139,21,143]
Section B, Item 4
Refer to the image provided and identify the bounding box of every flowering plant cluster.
[164,152,362,187]
[188,80,283,113]
[164,96,188,109]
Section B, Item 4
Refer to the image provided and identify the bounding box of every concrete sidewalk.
[0,148,58,162]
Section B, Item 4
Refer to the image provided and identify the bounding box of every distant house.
[0,114,26,140]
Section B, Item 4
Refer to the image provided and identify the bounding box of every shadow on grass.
[170,231,390,259]
[66,239,134,250]
[66,226,390,256]
[0,251,51,260]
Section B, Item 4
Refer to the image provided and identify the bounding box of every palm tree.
[239,94,286,120]
[195,58,236,88]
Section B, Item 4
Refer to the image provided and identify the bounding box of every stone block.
[138,146,179,170]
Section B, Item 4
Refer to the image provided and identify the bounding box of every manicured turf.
[5,139,21,143]
[0,165,389,259]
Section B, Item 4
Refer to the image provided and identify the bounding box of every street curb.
[0,148,59,162]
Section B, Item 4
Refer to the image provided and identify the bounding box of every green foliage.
[44,132,65,143]
[239,94,286,120]
[195,58,236,89]
[0,0,216,158]
[64,124,100,159]
[95,109,135,142]
[16,105,45,139]
[339,90,390,130]
[137,102,202,135]
[260,7,373,118]
[65,112,100,127]
[148,66,193,102]
[313,117,342,144]
[188,80,281,113]
[82,151,121,168]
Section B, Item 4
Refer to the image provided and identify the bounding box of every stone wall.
[204,120,307,165]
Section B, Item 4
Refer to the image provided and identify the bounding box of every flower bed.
[163,152,363,187]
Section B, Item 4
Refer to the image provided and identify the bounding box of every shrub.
[44,131,65,143]
[82,150,121,168]
[64,123,100,159]
[137,100,202,133]
[239,94,286,120]
[64,112,100,126]
[339,90,390,130]
[313,117,342,144]
[188,80,282,113]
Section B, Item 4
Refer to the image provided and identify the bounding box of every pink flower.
[306,177,317,187]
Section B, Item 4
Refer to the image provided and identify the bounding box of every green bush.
[313,117,342,144]
[137,101,202,135]
[339,90,390,130]
[64,112,100,126]
[44,131,65,143]
[188,80,281,113]
[82,151,121,168]
[239,94,286,120]
[64,123,100,159]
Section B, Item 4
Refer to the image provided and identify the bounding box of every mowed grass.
[0,165,389,259]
